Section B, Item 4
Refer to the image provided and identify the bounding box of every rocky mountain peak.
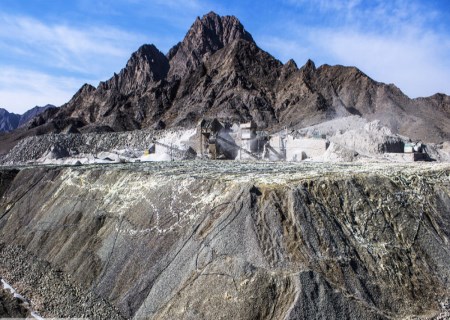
[125,44,169,82]
[0,108,20,133]
[195,11,254,46]
[279,59,299,80]
[167,11,255,79]
[0,105,56,133]
[303,59,316,71]
[300,59,316,80]
[98,44,169,94]
[18,104,56,128]
[77,83,96,97]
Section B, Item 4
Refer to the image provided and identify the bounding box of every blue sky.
[1,0,449,114]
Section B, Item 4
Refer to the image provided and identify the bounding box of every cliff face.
[17,12,449,145]
[0,162,449,319]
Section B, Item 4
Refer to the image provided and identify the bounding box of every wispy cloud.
[0,12,148,112]
[0,67,89,113]
[313,28,450,97]
[0,13,147,75]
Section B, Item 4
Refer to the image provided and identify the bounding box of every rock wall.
[0,162,449,319]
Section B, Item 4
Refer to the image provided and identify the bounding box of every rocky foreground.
[0,161,449,319]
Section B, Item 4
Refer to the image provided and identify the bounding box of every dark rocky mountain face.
[167,11,255,80]
[14,12,450,143]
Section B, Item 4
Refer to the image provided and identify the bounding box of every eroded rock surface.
[0,162,449,319]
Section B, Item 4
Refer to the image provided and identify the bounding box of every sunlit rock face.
[0,162,449,319]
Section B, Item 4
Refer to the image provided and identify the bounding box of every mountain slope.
[7,12,450,145]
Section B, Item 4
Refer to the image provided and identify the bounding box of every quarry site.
[0,11,450,320]
[1,115,450,167]
[1,117,449,320]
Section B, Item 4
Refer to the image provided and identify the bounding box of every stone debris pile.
[1,116,448,165]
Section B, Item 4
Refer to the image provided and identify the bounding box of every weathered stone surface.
[0,162,449,319]
[167,11,255,80]
[0,243,123,319]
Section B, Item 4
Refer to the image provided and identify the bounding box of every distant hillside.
[18,104,56,127]
[0,105,56,133]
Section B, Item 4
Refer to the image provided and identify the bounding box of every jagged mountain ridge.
[18,11,450,143]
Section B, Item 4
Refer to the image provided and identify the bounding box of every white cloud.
[0,13,147,75]
[312,28,450,98]
[0,13,152,113]
[0,67,91,114]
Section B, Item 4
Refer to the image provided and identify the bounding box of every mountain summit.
[167,12,255,79]
[6,11,450,148]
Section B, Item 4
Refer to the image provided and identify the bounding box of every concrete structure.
[383,152,427,162]
[196,120,331,162]
[197,119,263,160]
[266,132,287,161]
[267,133,328,161]
[238,121,258,160]
[198,119,224,159]
[404,143,414,153]
[404,142,423,153]
[286,136,328,161]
